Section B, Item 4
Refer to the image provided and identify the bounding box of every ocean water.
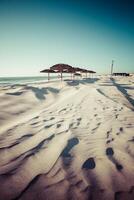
[0,76,58,86]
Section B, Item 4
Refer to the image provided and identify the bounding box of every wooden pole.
[61,72,62,81]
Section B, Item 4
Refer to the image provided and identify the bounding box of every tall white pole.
[111,60,114,75]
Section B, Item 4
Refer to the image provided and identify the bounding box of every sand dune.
[0,76,134,200]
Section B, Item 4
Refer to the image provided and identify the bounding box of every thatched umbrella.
[89,70,96,73]
[40,69,56,81]
[66,67,77,79]
[75,67,85,72]
[74,72,82,76]
[50,63,73,80]
[89,70,96,78]
[79,69,89,78]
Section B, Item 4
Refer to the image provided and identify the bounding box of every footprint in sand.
[119,107,123,111]
[116,127,124,135]
[106,147,114,156]
[106,131,110,138]
[115,114,119,119]
[106,138,114,144]
[56,124,61,128]
[50,117,55,120]
[59,108,67,114]
[43,117,55,122]
[30,122,39,126]
[77,117,82,121]
[91,122,101,133]
[106,147,123,171]
[82,157,96,169]
[43,119,48,122]
[33,116,39,120]
[44,124,53,129]
[119,127,123,132]
[69,121,80,129]
[69,123,74,129]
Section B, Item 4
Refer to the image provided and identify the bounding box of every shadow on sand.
[110,78,134,109]
[6,86,59,101]
[66,78,99,86]
[61,137,79,158]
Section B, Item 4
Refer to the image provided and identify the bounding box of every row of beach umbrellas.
[40,63,96,81]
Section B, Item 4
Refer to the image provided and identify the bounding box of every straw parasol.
[89,70,96,78]
[50,63,73,71]
[50,63,73,80]
[74,72,82,76]
[40,69,56,81]
[75,67,85,72]
[89,70,96,73]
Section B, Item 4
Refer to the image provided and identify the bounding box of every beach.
[0,75,134,200]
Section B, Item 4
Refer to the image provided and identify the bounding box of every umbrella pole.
[61,72,62,81]
[48,72,50,81]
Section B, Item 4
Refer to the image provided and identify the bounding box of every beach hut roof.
[74,67,96,73]
[65,67,76,73]
[75,67,85,72]
[50,63,73,72]
[90,70,96,73]
[80,69,89,73]
[74,72,81,76]
[40,69,56,73]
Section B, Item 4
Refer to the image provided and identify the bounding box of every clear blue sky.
[0,0,134,76]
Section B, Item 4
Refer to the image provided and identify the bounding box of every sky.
[0,0,134,76]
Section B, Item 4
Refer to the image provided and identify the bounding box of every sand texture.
[0,76,134,200]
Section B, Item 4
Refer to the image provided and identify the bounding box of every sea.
[0,76,58,86]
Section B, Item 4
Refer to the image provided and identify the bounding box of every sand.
[0,75,134,200]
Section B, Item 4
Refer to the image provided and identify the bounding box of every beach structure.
[81,69,89,78]
[75,67,85,72]
[89,70,96,78]
[74,68,96,78]
[40,69,56,81]
[65,67,77,79]
[41,64,75,81]
[50,63,74,80]
[74,72,82,77]
[40,63,96,80]
[89,70,96,74]
[79,69,96,78]
[112,73,130,76]
[110,60,114,75]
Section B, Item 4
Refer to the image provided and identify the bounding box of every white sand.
[0,75,134,200]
